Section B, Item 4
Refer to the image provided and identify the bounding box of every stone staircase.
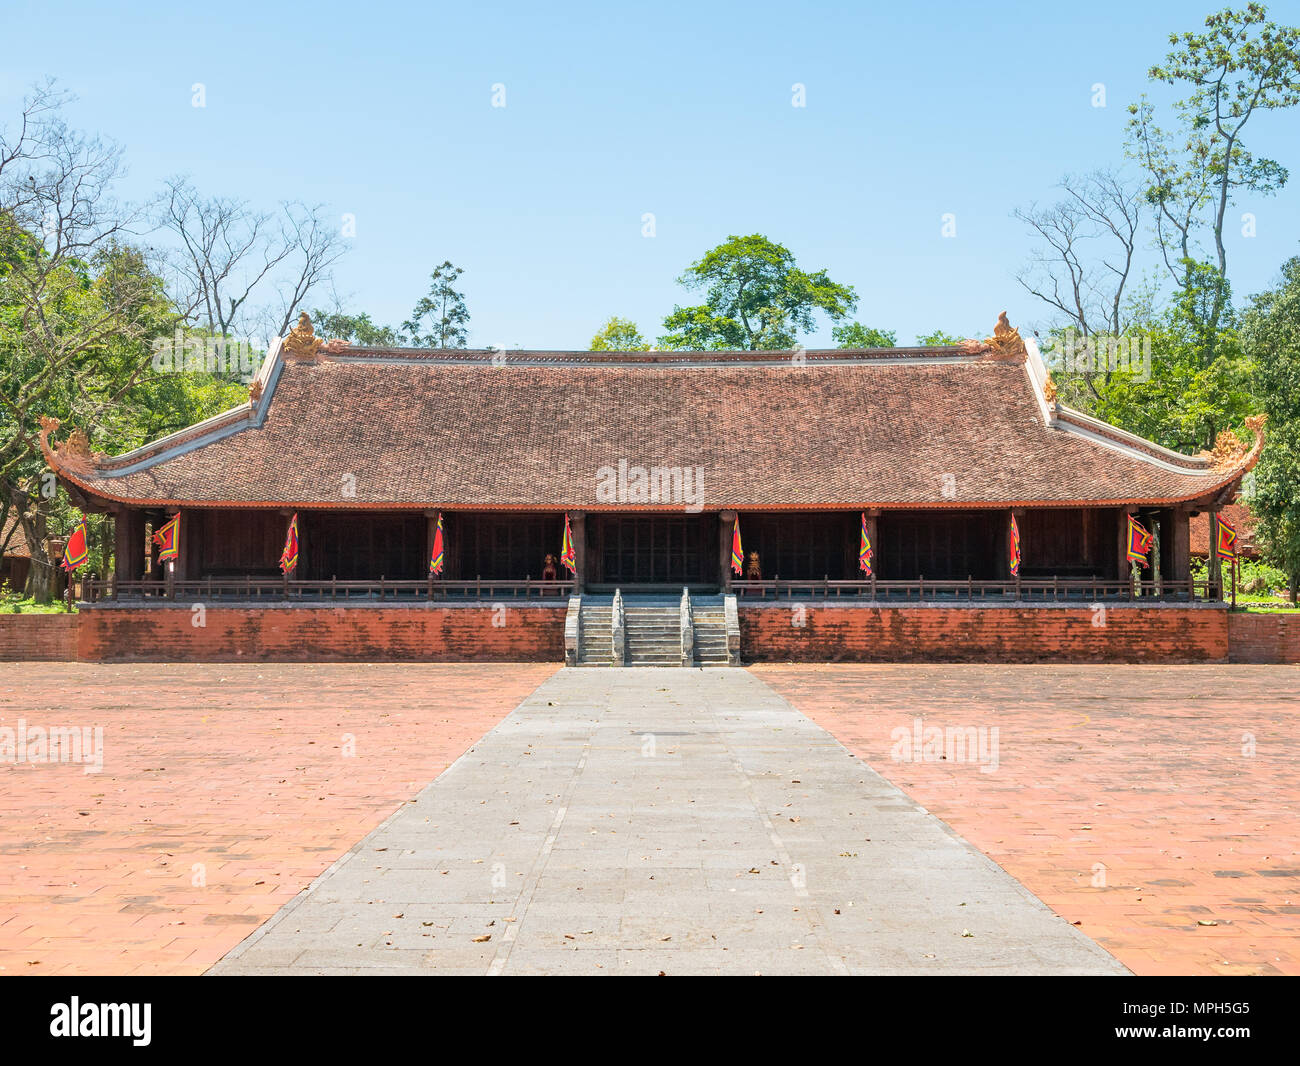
[567,591,738,667]
[690,601,731,666]
[575,599,615,666]
[624,604,683,666]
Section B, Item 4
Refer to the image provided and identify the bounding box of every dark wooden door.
[590,515,712,586]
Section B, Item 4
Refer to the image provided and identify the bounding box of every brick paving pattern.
[0,662,555,975]
[755,663,1300,976]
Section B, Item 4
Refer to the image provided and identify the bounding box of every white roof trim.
[88,339,283,479]
[1054,413,1217,477]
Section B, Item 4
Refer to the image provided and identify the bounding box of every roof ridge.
[328,345,973,365]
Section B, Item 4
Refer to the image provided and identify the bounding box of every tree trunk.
[8,485,55,602]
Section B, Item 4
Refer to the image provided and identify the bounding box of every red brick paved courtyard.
[0,663,556,975]
[4,661,1297,976]
[755,663,1300,976]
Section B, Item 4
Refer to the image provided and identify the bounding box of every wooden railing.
[83,576,576,604]
[731,575,1221,603]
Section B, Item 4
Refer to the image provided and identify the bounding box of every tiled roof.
[1,515,31,558]
[41,343,1260,512]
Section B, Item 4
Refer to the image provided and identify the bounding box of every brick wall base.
[74,605,567,662]
[739,604,1231,664]
[5,604,1300,664]
[0,614,78,661]
[1227,612,1300,664]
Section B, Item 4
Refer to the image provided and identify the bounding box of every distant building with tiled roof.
[1190,500,1259,559]
[1,514,32,592]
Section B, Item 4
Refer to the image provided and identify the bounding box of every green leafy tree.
[403,261,470,348]
[833,323,896,348]
[1054,262,1255,452]
[312,308,405,347]
[658,234,856,350]
[916,329,966,345]
[1127,3,1300,337]
[590,316,648,351]
[1243,255,1300,600]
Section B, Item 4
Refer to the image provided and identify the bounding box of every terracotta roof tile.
[1,515,31,558]
[43,348,1253,512]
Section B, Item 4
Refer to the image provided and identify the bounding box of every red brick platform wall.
[75,606,566,662]
[5,605,1299,664]
[739,605,1231,664]
[0,614,78,661]
[1227,612,1300,664]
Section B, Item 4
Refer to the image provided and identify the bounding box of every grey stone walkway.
[211,668,1126,975]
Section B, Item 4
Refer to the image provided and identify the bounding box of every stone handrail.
[564,595,581,666]
[611,588,625,666]
[723,593,740,666]
[680,586,693,666]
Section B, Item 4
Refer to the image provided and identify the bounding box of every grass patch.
[0,588,73,614]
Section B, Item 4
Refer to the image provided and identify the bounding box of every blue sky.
[5,0,1300,348]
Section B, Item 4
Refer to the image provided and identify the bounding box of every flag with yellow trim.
[60,516,89,572]
[730,517,743,574]
[1214,514,1239,561]
[560,513,576,573]
[279,513,299,575]
[429,512,444,574]
[152,513,180,563]
[1009,514,1021,577]
[1126,515,1153,568]
[859,512,872,575]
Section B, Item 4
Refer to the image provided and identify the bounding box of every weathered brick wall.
[6,605,1297,664]
[1227,612,1300,664]
[75,606,566,662]
[739,605,1231,663]
[0,614,79,661]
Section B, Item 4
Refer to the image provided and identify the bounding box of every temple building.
[39,313,1264,665]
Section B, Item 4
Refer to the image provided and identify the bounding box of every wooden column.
[718,511,736,591]
[1208,507,1221,599]
[181,508,200,581]
[1171,507,1192,585]
[1151,511,1162,597]
[865,509,879,577]
[113,508,145,585]
[569,511,586,593]
[1117,506,1135,584]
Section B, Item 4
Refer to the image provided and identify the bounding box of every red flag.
[1009,514,1021,577]
[1215,514,1239,561]
[560,513,576,573]
[60,516,89,572]
[859,512,873,575]
[152,513,180,562]
[730,517,743,574]
[429,512,444,574]
[1126,515,1153,567]
[279,513,299,574]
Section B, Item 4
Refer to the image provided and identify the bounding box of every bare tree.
[0,82,154,599]
[1015,170,1142,340]
[158,177,347,341]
